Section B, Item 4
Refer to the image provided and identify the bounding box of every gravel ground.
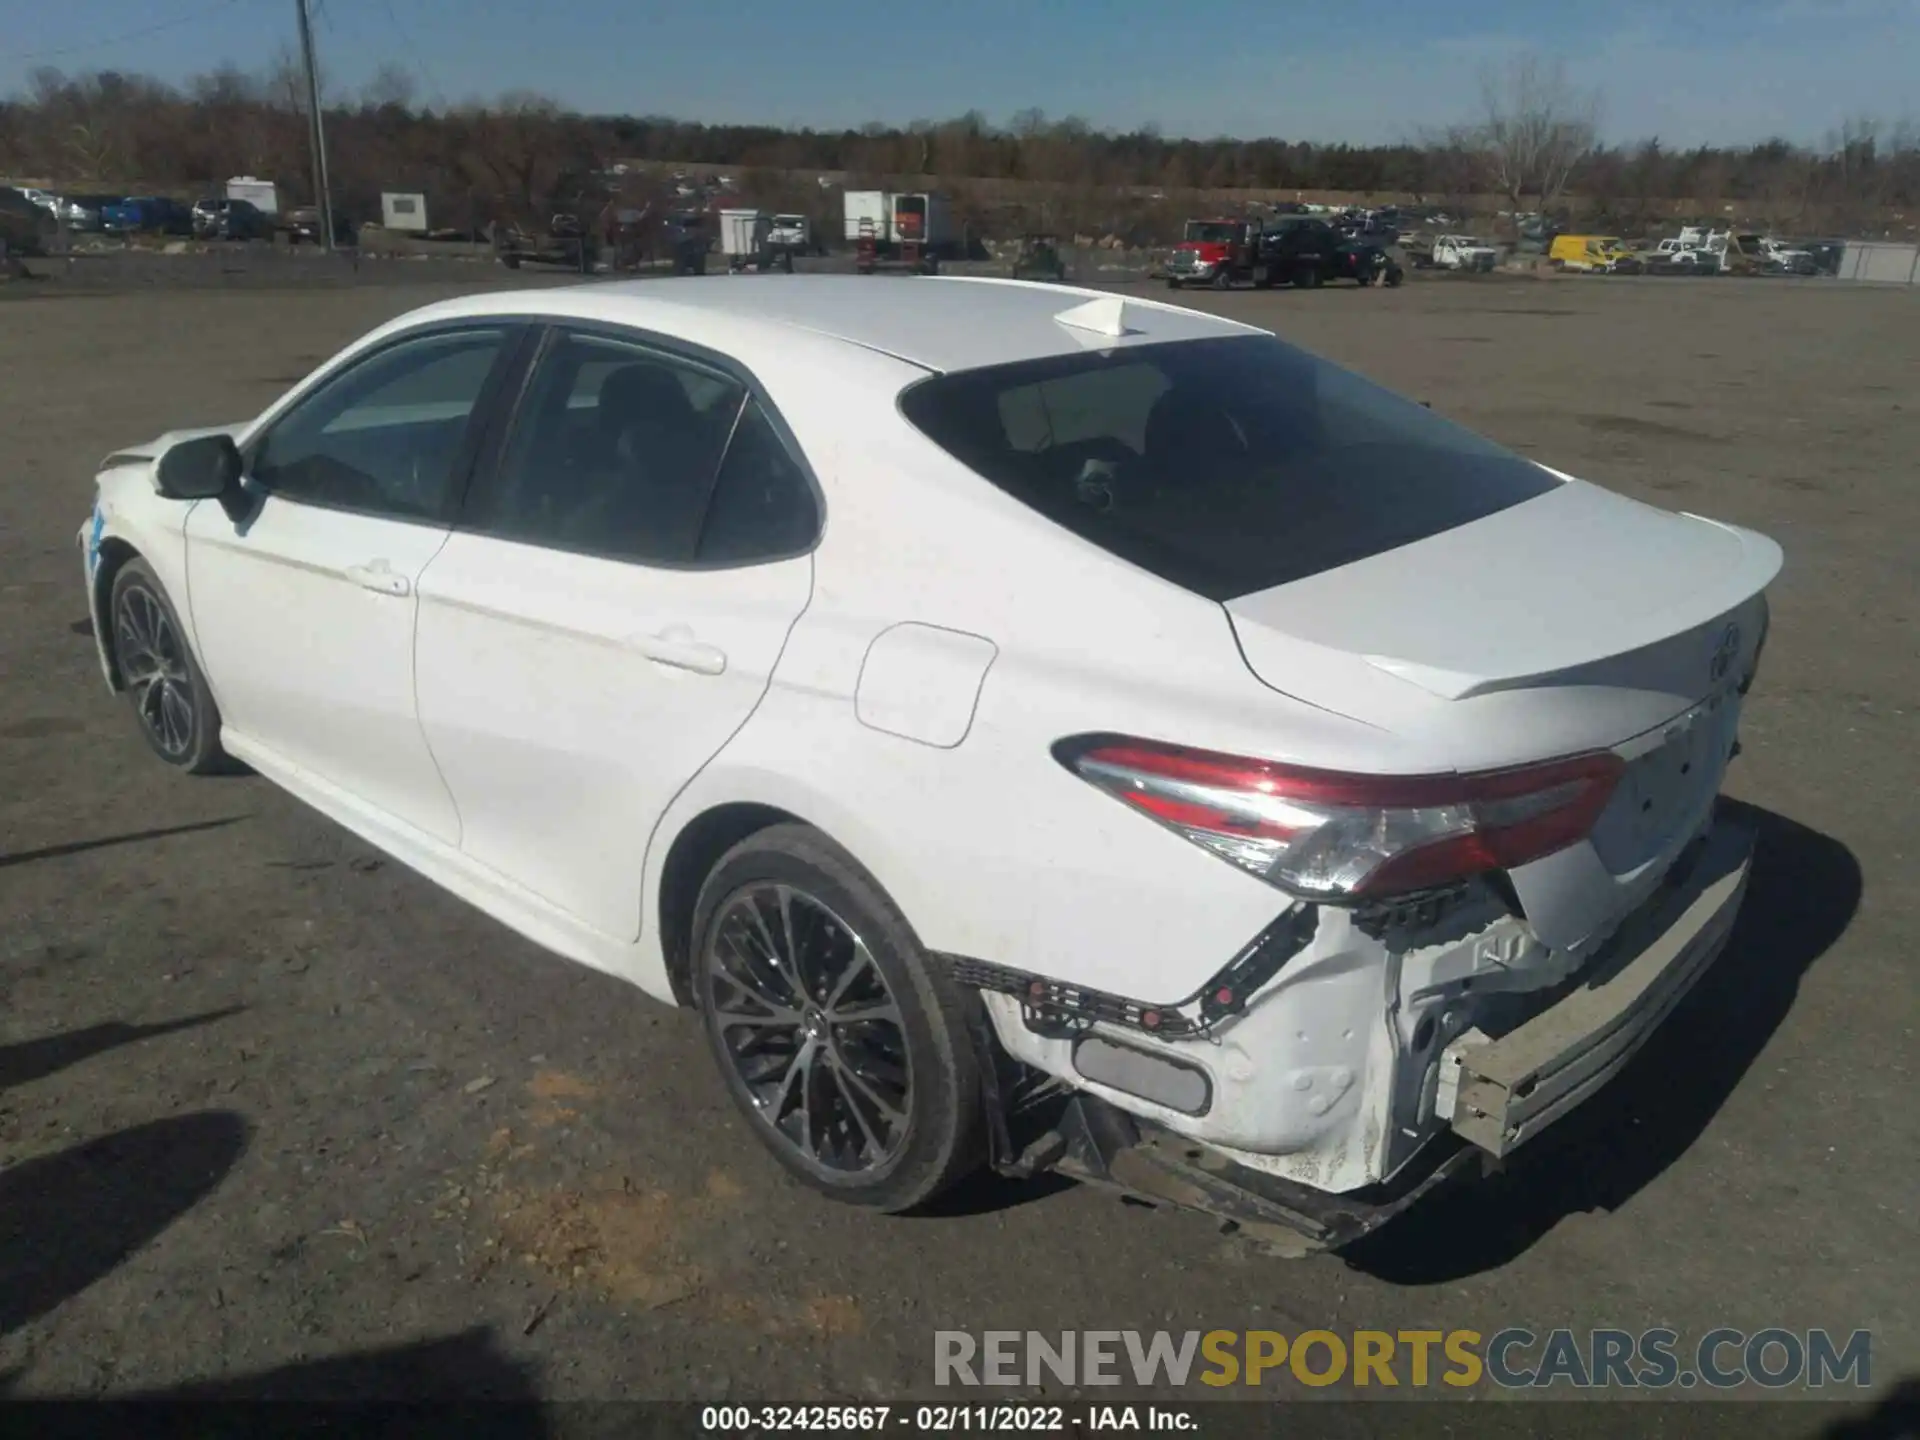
[0,258,1913,1425]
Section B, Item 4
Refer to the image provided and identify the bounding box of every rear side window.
[466,328,820,568]
[697,401,820,564]
[471,332,744,564]
[898,334,1559,601]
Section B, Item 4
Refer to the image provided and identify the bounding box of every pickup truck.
[0,186,57,256]
[766,214,812,255]
[1734,235,1818,275]
[1643,237,1722,274]
[1260,217,1404,288]
[1412,234,1500,272]
[101,197,193,236]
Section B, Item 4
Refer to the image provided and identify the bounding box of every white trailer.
[843,190,891,244]
[720,208,791,272]
[225,176,279,217]
[381,192,429,233]
[843,190,961,273]
[890,192,959,252]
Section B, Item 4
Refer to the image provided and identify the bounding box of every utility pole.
[294,0,336,253]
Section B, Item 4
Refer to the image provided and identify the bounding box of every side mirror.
[155,434,248,522]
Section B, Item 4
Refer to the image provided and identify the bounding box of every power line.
[1,0,251,64]
[370,0,446,108]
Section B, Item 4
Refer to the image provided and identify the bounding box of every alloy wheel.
[114,585,195,760]
[704,883,912,1178]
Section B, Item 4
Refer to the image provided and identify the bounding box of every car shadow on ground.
[0,1009,242,1090]
[1817,1378,1920,1439]
[909,1166,1078,1219]
[1341,799,1861,1284]
[0,1111,250,1338]
[0,1328,549,1436]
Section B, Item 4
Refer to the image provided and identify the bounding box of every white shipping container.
[225,175,279,216]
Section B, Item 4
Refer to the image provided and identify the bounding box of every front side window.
[469,331,746,564]
[249,327,512,521]
[900,335,1561,602]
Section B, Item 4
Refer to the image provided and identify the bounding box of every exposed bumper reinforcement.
[1446,819,1754,1158]
[1035,1093,1483,1254]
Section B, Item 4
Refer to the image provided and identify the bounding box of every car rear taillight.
[1054,735,1624,902]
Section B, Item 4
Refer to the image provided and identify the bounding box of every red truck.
[1165,217,1259,289]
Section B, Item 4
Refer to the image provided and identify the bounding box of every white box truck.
[843,190,962,271]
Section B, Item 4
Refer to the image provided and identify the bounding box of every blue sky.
[3,0,1916,147]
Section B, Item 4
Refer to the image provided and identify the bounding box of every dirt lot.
[0,259,1914,1420]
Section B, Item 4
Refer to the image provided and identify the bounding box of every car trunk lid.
[1223,479,1780,949]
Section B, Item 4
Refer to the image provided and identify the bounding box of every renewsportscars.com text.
[934,1328,1872,1391]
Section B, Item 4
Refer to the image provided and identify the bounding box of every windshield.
[898,335,1560,602]
[1183,222,1239,244]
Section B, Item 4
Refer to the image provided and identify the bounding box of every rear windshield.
[898,334,1560,601]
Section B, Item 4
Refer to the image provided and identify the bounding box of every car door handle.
[344,561,410,597]
[626,626,727,676]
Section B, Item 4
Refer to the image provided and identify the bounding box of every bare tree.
[1469,53,1600,235]
[360,65,418,114]
[65,121,119,179]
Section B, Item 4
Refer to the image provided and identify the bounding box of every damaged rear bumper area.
[965,818,1754,1252]
[1443,819,1752,1158]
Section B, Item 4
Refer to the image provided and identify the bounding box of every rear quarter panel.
[642,346,1410,1002]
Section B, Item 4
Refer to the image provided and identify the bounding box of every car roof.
[425,275,1264,374]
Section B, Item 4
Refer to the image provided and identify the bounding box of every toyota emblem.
[1709,624,1741,685]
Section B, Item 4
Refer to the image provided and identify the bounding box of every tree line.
[3,57,1915,243]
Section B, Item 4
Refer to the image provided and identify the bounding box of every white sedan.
[79,276,1779,1245]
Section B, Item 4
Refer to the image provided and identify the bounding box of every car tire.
[691,823,984,1212]
[1166,278,1182,290]
[108,559,235,775]
[1294,265,1321,289]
